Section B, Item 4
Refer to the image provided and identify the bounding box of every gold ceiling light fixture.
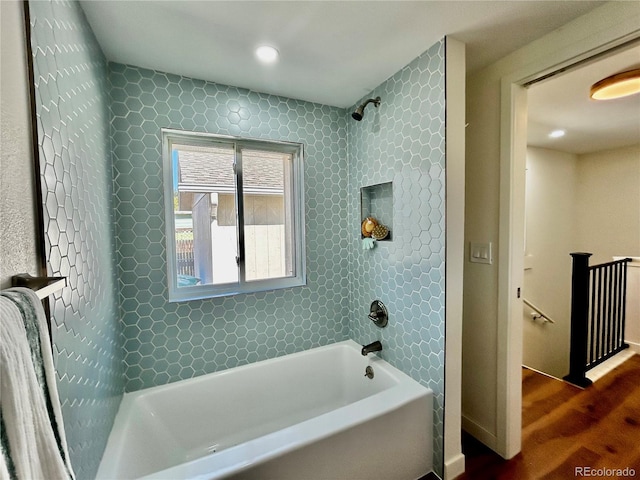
[590,68,640,100]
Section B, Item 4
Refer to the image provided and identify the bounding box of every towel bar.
[11,273,66,300]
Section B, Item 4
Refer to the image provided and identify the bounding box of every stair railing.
[564,253,631,387]
[523,297,556,324]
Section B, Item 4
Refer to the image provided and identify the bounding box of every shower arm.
[361,97,381,109]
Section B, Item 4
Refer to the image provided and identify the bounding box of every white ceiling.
[528,43,640,155]
[80,0,604,108]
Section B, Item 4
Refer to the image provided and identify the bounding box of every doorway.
[497,37,640,459]
[522,44,640,380]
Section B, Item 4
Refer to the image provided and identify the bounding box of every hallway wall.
[463,1,640,456]
[523,147,577,378]
[575,144,640,264]
[523,144,640,379]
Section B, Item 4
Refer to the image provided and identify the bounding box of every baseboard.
[586,348,637,383]
[444,452,466,480]
[627,340,640,354]
[461,414,497,451]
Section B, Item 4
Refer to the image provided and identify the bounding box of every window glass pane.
[173,143,238,286]
[164,129,305,301]
[241,149,294,282]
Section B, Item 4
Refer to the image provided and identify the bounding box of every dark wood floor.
[457,355,640,479]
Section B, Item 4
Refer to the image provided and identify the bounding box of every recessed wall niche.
[360,182,393,240]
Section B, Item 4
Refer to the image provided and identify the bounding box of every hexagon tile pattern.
[109,63,351,392]
[28,1,447,475]
[347,40,446,477]
[28,1,125,479]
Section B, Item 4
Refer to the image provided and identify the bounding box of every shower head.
[351,96,381,121]
[351,107,365,121]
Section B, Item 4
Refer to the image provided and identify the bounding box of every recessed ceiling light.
[549,129,566,138]
[255,45,279,64]
[590,68,640,100]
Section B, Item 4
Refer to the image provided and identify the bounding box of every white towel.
[0,288,75,480]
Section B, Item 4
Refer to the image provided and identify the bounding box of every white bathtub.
[96,340,433,480]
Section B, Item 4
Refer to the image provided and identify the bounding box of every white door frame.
[496,30,640,458]
[497,80,527,458]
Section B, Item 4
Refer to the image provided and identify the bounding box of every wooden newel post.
[564,252,593,387]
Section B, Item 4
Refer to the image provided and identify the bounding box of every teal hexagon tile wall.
[27,1,448,475]
[109,63,350,391]
[27,1,124,479]
[347,40,446,477]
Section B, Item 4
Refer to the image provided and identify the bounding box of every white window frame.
[162,128,306,301]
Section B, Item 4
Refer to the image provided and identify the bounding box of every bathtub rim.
[97,339,433,480]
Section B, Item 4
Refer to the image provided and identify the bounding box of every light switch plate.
[470,242,492,264]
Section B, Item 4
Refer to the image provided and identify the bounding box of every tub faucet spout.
[361,341,382,356]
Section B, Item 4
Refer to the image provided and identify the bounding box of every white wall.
[523,144,639,379]
[463,1,640,457]
[462,63,501,447]
[0,0,39,288]
[575,144,640,265]
[444,37,466,480]
[523,147,577,378]
[623,259,640,352]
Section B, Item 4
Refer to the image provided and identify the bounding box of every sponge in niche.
[371,224,389,240]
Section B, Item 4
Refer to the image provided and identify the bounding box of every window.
[162,129,305,301]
